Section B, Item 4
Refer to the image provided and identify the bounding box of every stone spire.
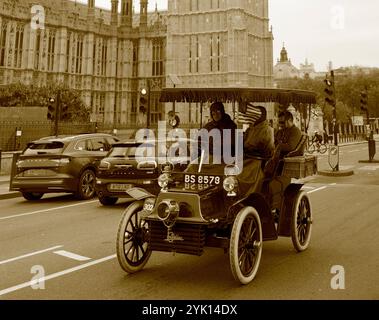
[280,44,289,63]
[121,0,132,27]
[140,0,148,27]
[88,0,95,20]
[111,0,119,26]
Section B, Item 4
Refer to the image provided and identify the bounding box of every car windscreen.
[23,141,65,155]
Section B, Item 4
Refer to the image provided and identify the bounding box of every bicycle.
[307,138,328,154]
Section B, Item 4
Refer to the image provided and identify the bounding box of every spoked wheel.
[229,206,263,285]
[319,143,328,154]
[116,201,151,273]
[75,169,96,200]
[291,191,313,252]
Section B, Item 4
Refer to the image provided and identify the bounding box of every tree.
[0,82,90,122]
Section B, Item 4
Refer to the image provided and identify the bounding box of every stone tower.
[166,0,274,88]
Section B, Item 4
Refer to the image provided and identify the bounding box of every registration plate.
[184,174,222,185]
[108,183,133,192]
[23,169,55,177]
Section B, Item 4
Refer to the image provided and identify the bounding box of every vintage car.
[115,87,318,285]
[95,138,197,205]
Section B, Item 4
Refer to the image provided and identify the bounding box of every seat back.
[285,133,307,158]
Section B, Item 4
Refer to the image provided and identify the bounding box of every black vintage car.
[10,133,119,200]
[116,87,318,284]
[95,138,196,205]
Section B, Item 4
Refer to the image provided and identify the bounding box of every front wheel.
[307,143,315,154]
[319,143,328,154]
[291,191,312,252]
[229,206,262,285]
[116,201,151,273]
[22,192,44,200]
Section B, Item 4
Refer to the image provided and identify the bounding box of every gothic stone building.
[0,0,273,126]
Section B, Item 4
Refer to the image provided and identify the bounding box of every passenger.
[244,106,274,158]
[275,111,302,158]
[238,106,274,196]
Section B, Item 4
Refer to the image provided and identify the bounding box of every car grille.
[109,170,156,177]
[148,221,206,256]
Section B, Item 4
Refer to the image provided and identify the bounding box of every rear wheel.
[75,169,96,200]
[230,206,262,285]
[98,195,118,206]
[116,201,151,273]
[291,191,312,252]
[22,192,44,201]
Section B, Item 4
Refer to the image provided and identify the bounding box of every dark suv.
[10,133,119,200]
[95,138,195,205]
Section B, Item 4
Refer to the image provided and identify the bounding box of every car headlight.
[157,200,179,227]
[99,160,111,170]
[223,176,238,196]
[158,173,170,189]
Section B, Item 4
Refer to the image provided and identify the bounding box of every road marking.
[0,245,63,265]
[307,186,328,194]
[338,165,355,170]
[0,200,98,221]
[358,166,379,171]
[53,250,91,261]
[0,254,116,297]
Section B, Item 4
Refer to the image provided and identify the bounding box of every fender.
[125,187,156,201]
[278,183,303,237]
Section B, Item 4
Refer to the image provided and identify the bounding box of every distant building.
[273,45,299,80]
[0,0,274,127]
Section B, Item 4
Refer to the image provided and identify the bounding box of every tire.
[291,191,313,252]
[116,201,151,273]
[308,143,315,154]
[229,206,263,285]
[98,195,118,206]
[75,169,96,200]
[22,192,44,200]
[319,143,328,154]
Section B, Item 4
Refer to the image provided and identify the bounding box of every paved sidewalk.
[0,175,20,200]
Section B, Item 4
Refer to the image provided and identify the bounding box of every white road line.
[0,245,63,265]
[307,186,328,194]
[53,250,91,261]
[0,254,116,297]
[0,200,98,221]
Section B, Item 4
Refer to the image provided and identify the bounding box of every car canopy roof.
[160,87,316,110]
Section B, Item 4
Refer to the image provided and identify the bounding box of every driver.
[203,101,237,158]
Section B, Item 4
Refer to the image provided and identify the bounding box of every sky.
[74,0,379,72]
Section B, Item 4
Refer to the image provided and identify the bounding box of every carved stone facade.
[0,0,273,126]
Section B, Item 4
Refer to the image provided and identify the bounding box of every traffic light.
[324,78,335,106]
[139,88,147,114]
[47,97,56,120]
[360,90,368,112]
[60,103,69,120]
